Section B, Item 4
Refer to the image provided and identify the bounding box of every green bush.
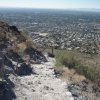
[55,50,80,68]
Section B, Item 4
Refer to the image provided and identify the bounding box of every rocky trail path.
[10,57,74,100]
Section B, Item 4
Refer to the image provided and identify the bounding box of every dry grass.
[54,66,86,83]
[17,42,27,55]
[12,30,36,56]
[54,49,100,88]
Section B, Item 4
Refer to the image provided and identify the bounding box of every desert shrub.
[20,30,29,41]
[55,50,80,68]
[55,50,100,87]
[20,30,36,48]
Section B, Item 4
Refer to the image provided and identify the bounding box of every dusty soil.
[9,57,74,100]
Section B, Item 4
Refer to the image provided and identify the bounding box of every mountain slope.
[0,21,47,100]
[0,21,74,100]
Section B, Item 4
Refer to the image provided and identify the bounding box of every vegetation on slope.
[55,50,100,89]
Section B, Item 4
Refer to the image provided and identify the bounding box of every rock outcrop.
[0,79,16,100]
[0,21,47,100]
[25,47,47,63]
[15,63,33,76]
[68,80,100,100]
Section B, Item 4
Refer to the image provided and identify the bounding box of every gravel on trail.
[10,57,74,100]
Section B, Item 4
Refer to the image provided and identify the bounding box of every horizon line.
[0,6,100,10]
[0,7,100,12]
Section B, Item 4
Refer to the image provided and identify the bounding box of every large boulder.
[0,79,16,100]
[9,26,20,33]
[6,50,24,63]
[15,63,33,76]
[25,47,47,63]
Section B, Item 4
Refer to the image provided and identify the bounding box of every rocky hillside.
[0,21,47,100]
[0,21,75,100]
[10,56,74,100]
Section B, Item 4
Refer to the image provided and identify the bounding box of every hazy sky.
[0,0,100,9]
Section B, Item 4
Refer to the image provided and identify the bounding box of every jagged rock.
[9,26,27,42]
[54,69,63,78]
[0,21,51,100]
[4,55,14,69]
[4,66,14,75]
[9,26,20,33]
[0,53,15,77]
[15,63,33,76]
[25,47,47,63]
[0,79,16,100]
[0,57,5,78]
[6,50,24,63]
[0,37,9,51]
[48,52,55,58]
[68,80,100,100]
[0,43,7,50]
